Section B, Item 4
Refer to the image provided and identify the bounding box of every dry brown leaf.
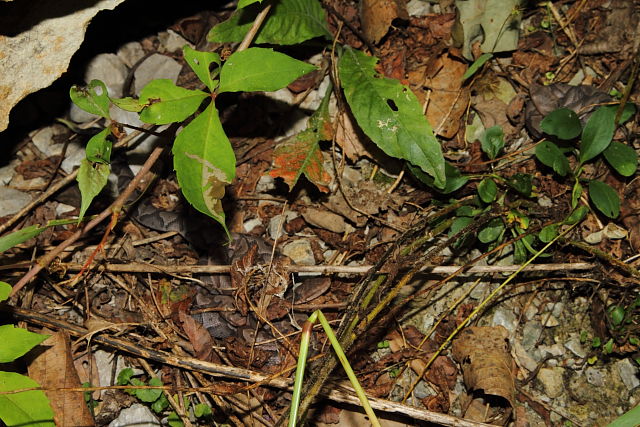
[451,326,515,425]
[179,310,216,361]
[360,0,409,44]
[28,329,95,426]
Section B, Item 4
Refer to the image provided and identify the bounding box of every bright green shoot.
[289,310,380,427]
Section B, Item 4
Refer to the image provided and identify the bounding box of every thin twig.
[237,4,272,52]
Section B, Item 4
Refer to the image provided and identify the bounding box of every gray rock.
[537,367,565,398]
[585,367,605,387]
[117,41,146,68]
[108,403,160,427]
[0,159,19,185]
[282,239,315,265]
[133,53,182,95]
[492,307,517,334]
[616,358,640,390]
[158,29,192,53]
[85,53,129,98]
[521,321,542,350]
[0,187,32,216]
[256,175,276,193]
[302,208,347,233]
[31,124,67,157]
[60,142,85,174]
[564,335,587,358]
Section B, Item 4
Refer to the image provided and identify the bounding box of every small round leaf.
[603,141,638,177]
[540,108,581,140]
[478,178,498,203]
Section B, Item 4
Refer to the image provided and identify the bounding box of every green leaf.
[110,96,145,112]
[564,205,587,225]
[538,224,558,243]
[139,79,208,125]
[608,403,640,427]
[588,180,620,218]
[183,46,221,92]
[0,225,46,254]
[77,159,110,223]
[208,0,331,45]
[478,178,497,203]
[0,282,10,302]
[151,392,170,413]
[608,306,625,327]
[616,102,636,124]
[603,141,638,177]
[194,403,213,418]
[173,103,236,236]
[462,53,493,82]
[571,181,583,209]
[238,0,263,8]
[580,105,616,164]
[540,108,581,140]
[0,326,49,363]
[339,47,445,188]
[0,371,55,427]
[479,125,504,160]
[85,128,112,164]
[409,162,468,193]
[506,173,532,196]
[449,216,473,238]
[478,218,504,243]
[167,411,184,427]
[218,48,315,93]
[535,141,570,176]
[116,368,134,386]
[135,377,163,403]
[69,79,111,119]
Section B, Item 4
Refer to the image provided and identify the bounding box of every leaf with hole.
[535,141,570,176]
[173,103,236,236]
[138,79,208,125]
[77,159,110,223]
[339,47,445,188]
[603,141,638,177]
[540,108,581,140]
[588,180,620,218]
[479,125,504,160]
[85,128,112,164]
[478,178,497,203]
[209,0,331,45]
[183,46,221,92]
[218,48,316,93]
[69,79,111,119]
[580,105,616,164]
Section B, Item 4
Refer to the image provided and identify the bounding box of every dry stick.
[9,146,164,297]
[7,306,492,427]
[237,3,272,52]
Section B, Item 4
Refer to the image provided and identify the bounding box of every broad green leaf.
[540,108,581,140]
[69,79,111,119]
[151,393,170,413]
[607,399,640,427]
[0,282,10,302]
[589,180,620,218]
[238,0,262,8]
[269,88,332,191]
[77,159,110,223]
[135,377,163,403]
[615,102,636,124]
[538,224,558,243]
[479,125,504,160]
[139,79,208,125]
[478,178,497,203]
[117,368,134,385]
[608,305,625,326]
[0,371,55,427]
[535,141,570,176]
[209,0,331,45]
[580,105,616,164]
[564,205,587,225]
[462,53,492,81]
[183,46,221,92]
[478,218,504,243]
[506,173,532,196]
[0,325,49,363]
[110,96,145,112]
[195,403,213,417]
[173,103,236,236]
[571,181,582,209]
[85,128,112,164]
[0,225,46,253]
[218,48,315,93]
[604,141,638,177]
[409,162,468,194]
[339,47,445,188]
[168,411,183,427]
[449,216,473,236]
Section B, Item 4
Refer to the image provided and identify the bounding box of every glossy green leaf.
[535,141,570,176]
[539,224,558,243]
[0,225,46,254]
[77,159,110,223]
[218,48,315,93]
[85,128,112,164]
[183,46,221,92]
[615,102,636,124]
[208,0,331,45]
[139,79,208,125]
[110,96,145,112]
[462,53,493,82]
[409,162,468,194]
[478,218,504,243]
[603,141,638,177]
[0,371,55,427]
[0,282,10,302]
[580,106,616,164]
[69,79,111,119]
[0,325,49,363]
[540,108,581,140]
[135,377,163,403]
[479,125,504,160]
[339,47,445,188]
[478,178,497,203]
[564,205,588,225]
[506,173,532,196]
[238,0,262,8]
[173,103,236,236]
[588,180,620,218]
